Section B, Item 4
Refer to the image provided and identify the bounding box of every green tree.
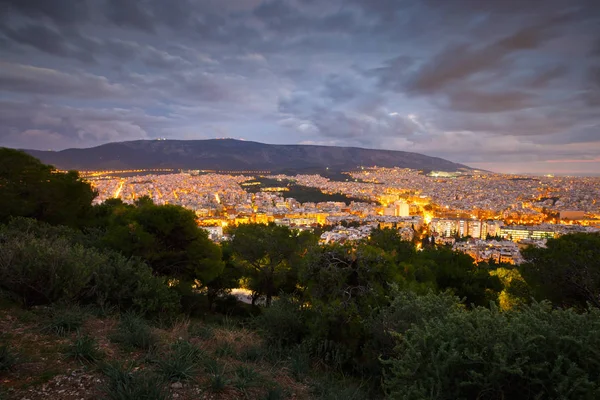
[367,228,416,264]
[419,248,503,307]
[230,223,305,306]
[0,148,96,227]
[520,233,600,308]
[102,199,223,285]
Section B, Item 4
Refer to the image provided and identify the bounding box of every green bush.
[0,218,180,317]
[254,296,308,347]
[86,254,181,317]
[0,232,101,306]
[101,361,168,400]
[110,313,157,350]
[362,289,462,377]
[65,334,103,363]
[383,301,600,400]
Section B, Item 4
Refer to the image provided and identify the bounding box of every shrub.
[0,344,18,372]
[0,218,180,316]
[102,361,168,400]
[65,334,103,363]
[383,302,600,400]
[86,255,181,318]
[110,313,157,350]
[0,232,101,306]
[362,289,462,377]
[254,296,308,347]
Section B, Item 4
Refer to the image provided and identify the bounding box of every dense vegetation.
[1,148,599,399]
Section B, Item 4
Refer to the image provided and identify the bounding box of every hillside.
[23,139,471,172]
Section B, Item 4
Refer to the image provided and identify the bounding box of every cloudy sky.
[1,0,599,174]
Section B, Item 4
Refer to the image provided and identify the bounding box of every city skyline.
[1,0,599,175]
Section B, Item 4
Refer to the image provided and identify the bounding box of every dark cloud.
[0,0,90,26]
[0,0,599,172]
[0,62,129,98]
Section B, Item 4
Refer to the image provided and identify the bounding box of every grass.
[233,365,262,390]
[155,340,204,382]
[42,307,87,336]
[102,361,168,400]
[65,334,103,364]
[0,344,18,372]
[189,323,214,340]
[264,384,285,400]
[208,371,229,393]
[110,313,157,350]
[214,342,235,358]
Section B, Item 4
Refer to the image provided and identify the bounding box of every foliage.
[101,361,168,400]
[363,289,462,378]
[0,218,180,315]
[0,223,103,306]
[254,295,308,347]
[101,198,224,285]
[521,233,600,308]
[419,248,503,307]
[65,334,103,364]
[383,302,600,400]
[230,223,310,306]
[111,313,158,350]
[0,148,96,228]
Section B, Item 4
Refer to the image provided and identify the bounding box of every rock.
[171,382,183,389]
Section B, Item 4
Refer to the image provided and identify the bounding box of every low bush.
[233,365,262,390]
[383,301,600,400]
[254,296,308,347]
[0,218,180,317]
[102,361,168,400]
[110,313,157,350]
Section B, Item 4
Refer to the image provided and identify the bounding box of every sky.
[0,0,599,175]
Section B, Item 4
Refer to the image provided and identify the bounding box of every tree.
[102,199,223,285]
[420,248,503,307]
[521,233,600,308]
[0,148,96,227]
[367,228,416,264]
[230,223,305,306]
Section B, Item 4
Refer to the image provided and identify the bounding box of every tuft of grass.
[42,307,87,336]
[189,323,214,340]
[263,384,285,400]
[289,349,311,381]
[156,340,204,382]
[233,365,262,390]
[110,313,157,350]
[0,344,18,372]
[101,361,168,400]
[240,345,263,362]
[208,372,229,393]
[65,334,103,364]
[214,342,235,358]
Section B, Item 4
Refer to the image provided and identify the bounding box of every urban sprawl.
[88,168,600,265]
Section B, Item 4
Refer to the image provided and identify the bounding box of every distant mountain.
[22,139,472,172]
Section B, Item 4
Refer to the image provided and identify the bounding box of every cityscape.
[89,167,600,265]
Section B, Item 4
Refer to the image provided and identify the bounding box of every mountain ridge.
[21,139,472,172]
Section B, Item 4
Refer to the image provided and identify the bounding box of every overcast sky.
[1,0,599,174]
